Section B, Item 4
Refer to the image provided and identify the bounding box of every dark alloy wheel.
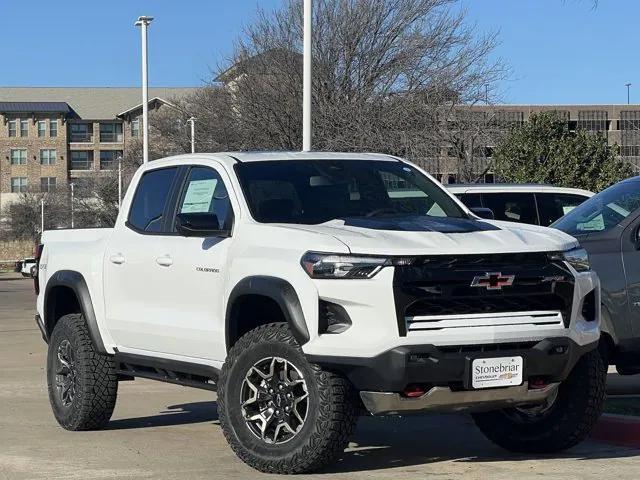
[241,356,309,445]
[55,339,78,408]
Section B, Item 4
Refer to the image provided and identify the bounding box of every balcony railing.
[70,133,93,143]
[100,133,124,143]
[70,160,93,170]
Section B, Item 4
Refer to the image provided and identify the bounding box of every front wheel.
[218,323,358,474]
[472,348,606,453]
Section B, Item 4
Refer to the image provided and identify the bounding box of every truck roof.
[144,151,401,170]
[446,183,594,197]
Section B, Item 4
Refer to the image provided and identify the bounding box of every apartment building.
[0,87,196,209]
[430,104,640,184]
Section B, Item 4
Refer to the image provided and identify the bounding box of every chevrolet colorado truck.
[36,152,605,474]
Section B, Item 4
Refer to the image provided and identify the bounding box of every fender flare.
[600,303,618,345]
[225,276,310,350]
[44,270,107,354]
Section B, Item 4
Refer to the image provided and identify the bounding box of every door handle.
[109,254,125,265]
[156,255,173,267]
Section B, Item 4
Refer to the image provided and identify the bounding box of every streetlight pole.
[40,197,44,233]
[70,182,75,229]
[117,156,123,210]
[626,83,632,105]
[135,16,154,164]
[302,0,312,152]
[187,116,196,153]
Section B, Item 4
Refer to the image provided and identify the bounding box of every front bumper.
[308,336,596,393]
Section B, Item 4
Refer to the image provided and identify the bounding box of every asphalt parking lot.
[1,274,640,479]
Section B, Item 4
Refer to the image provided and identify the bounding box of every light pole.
[135,15,154,163]
[70,182,75,229]
[40,197,44,233]
[187,116,196,153]
[117,156,123,210]
[626,83,632,105]
[302,0,312,152]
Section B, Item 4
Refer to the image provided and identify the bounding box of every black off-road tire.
[472,348,606,453]
[47,313,118,430]
[218,323,358,474]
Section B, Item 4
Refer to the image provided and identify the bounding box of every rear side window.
[482,192,539,225]
[128,167,178,232]
[536,193,588,226]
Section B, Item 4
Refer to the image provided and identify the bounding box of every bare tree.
[4,188,69,244]
[227,0,507,163]
[149,0,507,181]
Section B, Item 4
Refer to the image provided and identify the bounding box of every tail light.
[34,244,44,295]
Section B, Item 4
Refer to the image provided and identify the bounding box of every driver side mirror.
[176,213,231,238]
[635,227,640,250]
[470,207,495,220]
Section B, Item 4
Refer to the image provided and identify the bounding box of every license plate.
[471,356,523,389]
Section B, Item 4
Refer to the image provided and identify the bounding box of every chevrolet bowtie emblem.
[471,272,515,291]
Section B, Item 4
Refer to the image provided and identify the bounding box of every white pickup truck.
[36,152,605,474]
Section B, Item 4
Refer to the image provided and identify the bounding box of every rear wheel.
[47,313,118,430]
[218,323,358,474]
[472,348,606,453]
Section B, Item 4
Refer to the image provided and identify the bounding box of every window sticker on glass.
[562,206,577,215]
[181,179,218,213]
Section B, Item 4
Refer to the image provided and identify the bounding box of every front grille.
[393,252,575,336]
[405,294,566,317]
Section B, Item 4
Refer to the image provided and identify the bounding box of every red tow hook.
[403,384,427,398]
[529,378,549,390]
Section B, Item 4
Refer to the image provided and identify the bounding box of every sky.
[0,0,637,105]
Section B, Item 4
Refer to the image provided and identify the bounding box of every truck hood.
[275,216,578,256]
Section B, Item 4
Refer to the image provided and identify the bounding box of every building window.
[10,149,27,165]
[577,110,608,134]
[41,177,57,192]
[70,151,94,170]
[20,119,28,137]
[40,149,57,165]
[99,122,123,142]
[131,118,140,138]
[70,123,92,142]
[99,150,123,170]
[8,119,17,137]
[38,120,46,137]
[50,118,58,137]
[11,177,27,193]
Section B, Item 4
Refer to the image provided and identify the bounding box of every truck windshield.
[552,179,640,235]
[234,160,467,224]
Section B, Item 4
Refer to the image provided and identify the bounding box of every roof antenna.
[302,0,312,152]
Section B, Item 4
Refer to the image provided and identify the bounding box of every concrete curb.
[591,414,640,448]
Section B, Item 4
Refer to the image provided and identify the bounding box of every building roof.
[0,87,197,120]
[116,97,180,118]
[0,101,71,113]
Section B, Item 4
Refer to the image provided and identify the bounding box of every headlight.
[552,247,591,272]
[301,252,400,279]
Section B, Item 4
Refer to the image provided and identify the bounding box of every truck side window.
[456,193,482,209]
[536,193,588,226]
[128,167,178,233]
[175,167,233,230]
[482,192,538,225]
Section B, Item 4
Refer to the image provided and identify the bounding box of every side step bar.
[114,352,219,392]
